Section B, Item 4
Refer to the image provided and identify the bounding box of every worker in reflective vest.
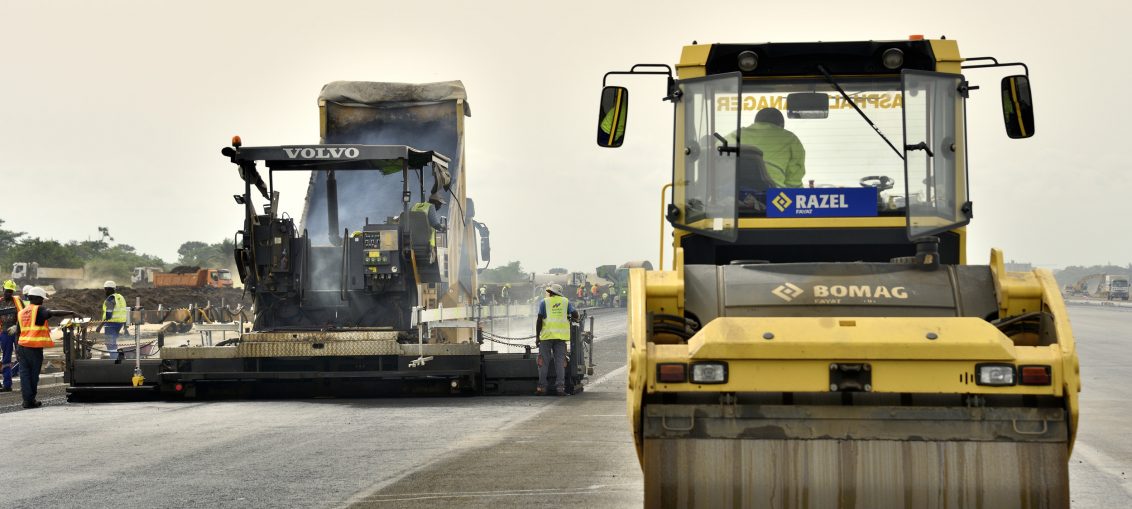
[410,192,446,247]
[13,287,78,409]
[535,284,579,396]
[0,280,24,392]
[100,281,128,358]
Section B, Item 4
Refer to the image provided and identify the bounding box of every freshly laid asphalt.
[2,305,1129,508]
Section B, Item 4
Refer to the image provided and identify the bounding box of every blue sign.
[765,187,878,218]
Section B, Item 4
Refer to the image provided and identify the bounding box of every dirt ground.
[46,287,251,318]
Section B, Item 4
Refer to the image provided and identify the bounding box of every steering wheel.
[859,175,895,191]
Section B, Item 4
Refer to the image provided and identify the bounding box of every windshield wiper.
[817,65,904,160]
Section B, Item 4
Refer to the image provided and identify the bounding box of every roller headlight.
[737,51,759,72]
[882,48,904,70]
[976,364,1015,386]
[691,362,728,384]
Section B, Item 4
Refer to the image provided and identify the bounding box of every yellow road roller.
[596,37,1079,508]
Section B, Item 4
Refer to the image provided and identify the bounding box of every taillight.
[657,363,687,383]
[976,364,1016,386]
[1019,365,1052,385]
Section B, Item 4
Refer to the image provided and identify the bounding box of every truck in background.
[131,266,164,288]
[10,262,85,289]
[1100,274,1129,300]
[152,266,233,288]
[1063,273,1130,300]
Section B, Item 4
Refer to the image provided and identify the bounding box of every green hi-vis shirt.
[727,122,806,188]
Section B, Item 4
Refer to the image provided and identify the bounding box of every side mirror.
[473,221,491,263]
[465,197,476,221]
[786,92,830,119]
[596,86,629,147]
[1001,75,1035,139]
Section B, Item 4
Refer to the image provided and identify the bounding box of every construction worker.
[100,281,128,358]
[727,107,806,188]
[0,280,24,392]
[410,192,446,263]
[13,287,78,409]
[601,291,609,307]
[479,285,488,305]
[535,284,578,396]
[501,283,510,304]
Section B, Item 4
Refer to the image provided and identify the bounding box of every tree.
[0,219,24,261]
[479,260,527,283]
[3,238,84,268]
[84,244,167,283]
[176,239,234,268]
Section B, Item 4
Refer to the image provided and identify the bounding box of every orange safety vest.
[18,304,53,348]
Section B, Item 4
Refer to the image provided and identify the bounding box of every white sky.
[0,0,1127,273]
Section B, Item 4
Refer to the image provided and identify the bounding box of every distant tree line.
[0,218,234,285]
[478,260,528,283]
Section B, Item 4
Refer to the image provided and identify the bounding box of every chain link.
[480,331,537,349]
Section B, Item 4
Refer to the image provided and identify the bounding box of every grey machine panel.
[684,263,999,323]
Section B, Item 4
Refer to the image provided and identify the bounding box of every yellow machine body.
[615,39,1079,508]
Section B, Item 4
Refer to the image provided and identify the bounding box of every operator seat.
[737,146,778,215]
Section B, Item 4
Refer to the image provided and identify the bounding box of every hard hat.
[428,192,447,206]
[2,280,16,291]
[104,280,117,289]
[22,285,31,295]
[548,284,563,295]
[27,287,48,299]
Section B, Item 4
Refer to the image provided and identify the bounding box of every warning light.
[909,34,925,41]
[231,135,242,148]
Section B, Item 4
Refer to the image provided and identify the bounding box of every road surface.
[2,305,1130,508]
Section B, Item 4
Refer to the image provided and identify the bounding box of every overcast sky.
[1,0,1127,273]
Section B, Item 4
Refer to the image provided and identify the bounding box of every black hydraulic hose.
[653,312,701,331]
[991,311,1044,329]
[327,170,340,246]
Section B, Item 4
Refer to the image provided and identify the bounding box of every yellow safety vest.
[17,304,53,348]
[539,295,571,341]
[410,202,436,247]
[103,293,128,323]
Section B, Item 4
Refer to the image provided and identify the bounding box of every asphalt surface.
[2,305,1130,508]
[0,308,640,509]
[1064,304,1132,507]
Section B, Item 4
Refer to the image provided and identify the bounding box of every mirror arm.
[602,65,673,86]
[961,57,1030,77]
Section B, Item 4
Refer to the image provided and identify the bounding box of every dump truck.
[130,266,163,288]
[597,38,1079,507]
[65,81,591,399]
[1099,274,1129,300]
[152,266,233,289]
[10,262,85,289]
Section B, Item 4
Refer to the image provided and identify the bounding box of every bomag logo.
[771,192,793,213]
[773,283,910,303]
[283,147,360,159]
[814,285,909,299]
[772,282,804,302]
